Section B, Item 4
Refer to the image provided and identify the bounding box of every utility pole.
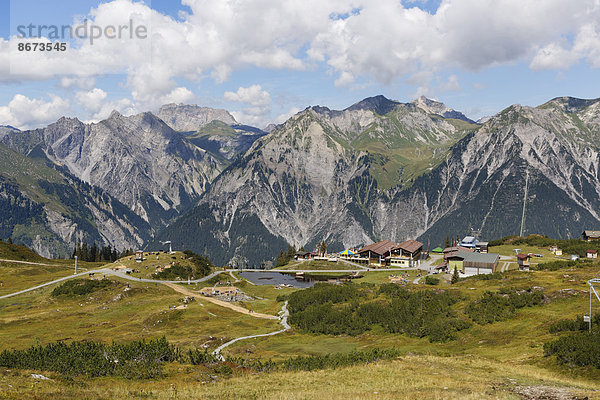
[588,278,600,332]
[74,256,78,275]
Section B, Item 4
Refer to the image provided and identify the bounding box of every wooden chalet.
[587,249,598,259]
[583,231,600,241]
[358,240,397,266]
[295,251,314,260]
[516,253,531,271]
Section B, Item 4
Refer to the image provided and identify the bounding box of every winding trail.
[0,267,276,319]
[0,269,108,299]
[212,301,290,361]
[0,258,60,267]
[163,282,276,319]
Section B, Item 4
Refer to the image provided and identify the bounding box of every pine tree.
[444,236,450,248]
[451,267,460,284]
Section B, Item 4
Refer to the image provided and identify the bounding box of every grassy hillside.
[2,239,600,399]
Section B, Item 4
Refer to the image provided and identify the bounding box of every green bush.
[287,284,470,342]
[465,288,545,324]
[532,260,590,271]
[425,276,439,285]
[0,337,178,379]
[280,348,399,371]
[544,331,600,368]
[51,278,114,297]
[549,315,600,333]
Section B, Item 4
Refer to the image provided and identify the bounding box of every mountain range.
[1,95,599,264]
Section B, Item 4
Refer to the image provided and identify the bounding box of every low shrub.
[544,331,600,368]
[425,276,439,285]
[51,278,114,297]
[465,288,545,324]
[0,337,178,379]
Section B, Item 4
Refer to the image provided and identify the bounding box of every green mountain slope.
[0,143,151,258]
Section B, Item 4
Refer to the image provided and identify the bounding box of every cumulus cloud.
[225,85,273,126]
[2,0,600,111]
[0,94,70,129]
[224,85,271,107]
[274,107,301,124]
[75,88,135,122]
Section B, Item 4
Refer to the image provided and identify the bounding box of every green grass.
[3,243,600,399]
[106,251,216,280]
[0,257,103,296]
[0,276,281,352]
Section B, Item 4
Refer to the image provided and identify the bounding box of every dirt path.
[162,282,277,320]
[212,301,290,361]
[0,258,62,267]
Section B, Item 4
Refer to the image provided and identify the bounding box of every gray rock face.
[158,96,476,264]
[156,103,237,132]
[412,96,475,123]
[159,96,600,266]
[0,125,19,140]
[0,142,151,258]
[1,111,225,228]
[185,121,267,161]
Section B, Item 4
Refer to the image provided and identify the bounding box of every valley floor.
[1,247,600,399]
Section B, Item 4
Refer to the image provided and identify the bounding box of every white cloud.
[439,74,460,92]
[158,87,196,105]
[224,85,271,107]
[0,94,70,130]
[59,76,97,90]
[274,107,301,124]
[1,0,600,107]
[225,85,273,126]
[75,88,135,122]
[76,88,108,112]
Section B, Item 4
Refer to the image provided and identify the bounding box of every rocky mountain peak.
[345,95,399,115]
[108,110,122,119]
[541,96,600,114]
[412,96,475,123]
[156,103,237,132]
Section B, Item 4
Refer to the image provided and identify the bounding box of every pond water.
[238,271,334,288]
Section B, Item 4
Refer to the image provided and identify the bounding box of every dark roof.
[443,246,459,253]
[394,240,423,254]
[296,251,309,256]
[516,253,530,260]
[588,250,598,254]
[583,230,600,237]
[358,240,397,256]
[448,251,499,265]
[443,246,474,253]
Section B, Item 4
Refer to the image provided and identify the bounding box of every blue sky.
[1,0,600,129]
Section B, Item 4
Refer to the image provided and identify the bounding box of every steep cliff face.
[1,112,224,228]
[184,121,267,162]
[154,96,477,264]
[0,143,150,258]
[156,96,600,266]
[156,103,237,132]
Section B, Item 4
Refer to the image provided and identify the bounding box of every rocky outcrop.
[0,143,151,257]
[1,112,224,228]
[156,103,237,132]
[156,96,600,266]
